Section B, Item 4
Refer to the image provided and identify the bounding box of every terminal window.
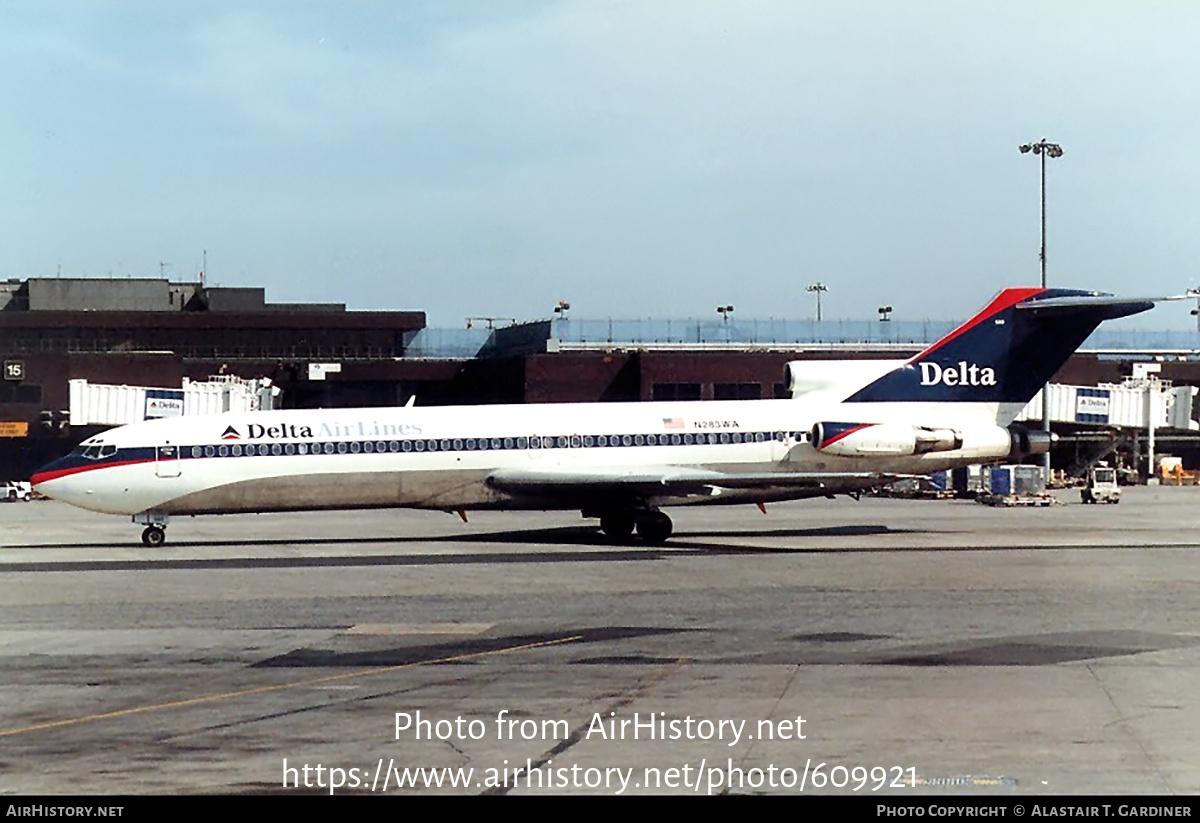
[652,383,702,401]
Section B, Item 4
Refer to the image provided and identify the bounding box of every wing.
[485,466,919,501]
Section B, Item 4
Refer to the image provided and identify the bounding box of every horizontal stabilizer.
[1014,291,1193,310]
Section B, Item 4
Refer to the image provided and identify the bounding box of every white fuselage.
[35,397,1015,518]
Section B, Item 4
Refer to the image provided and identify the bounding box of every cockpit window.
[75,442,116,460]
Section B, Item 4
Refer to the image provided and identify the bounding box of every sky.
[3,1,1199,327]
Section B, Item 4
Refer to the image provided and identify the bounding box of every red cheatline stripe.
[907,287,1045,363]
[31,458,156,486]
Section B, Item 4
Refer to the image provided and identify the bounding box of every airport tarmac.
[1,488,1199,796]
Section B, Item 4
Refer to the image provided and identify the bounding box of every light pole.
[1018,139,1064,288]
[878,305,892,341]
[716,305,733,342]
[1019,138,1064,483]
[806,283,828,323]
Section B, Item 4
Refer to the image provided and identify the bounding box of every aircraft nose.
[30,455,75,493]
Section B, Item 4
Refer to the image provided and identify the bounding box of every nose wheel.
[141,525,167,547]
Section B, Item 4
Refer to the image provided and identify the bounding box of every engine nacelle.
[812,422,964,457]
[812,421,1054,462]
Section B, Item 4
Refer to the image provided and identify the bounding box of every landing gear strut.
[141,525,166,547]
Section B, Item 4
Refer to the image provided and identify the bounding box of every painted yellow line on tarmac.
[0,634,584,738]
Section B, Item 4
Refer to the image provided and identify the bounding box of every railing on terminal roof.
[547,317,959,346]
[404,318,1200,359]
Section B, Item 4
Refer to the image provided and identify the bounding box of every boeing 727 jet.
[32,287,1162,546]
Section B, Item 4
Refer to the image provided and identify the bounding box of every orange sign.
[0,422,29,438]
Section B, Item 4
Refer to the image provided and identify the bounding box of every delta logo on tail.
[845,288,1153,405]
[919,362,997,387]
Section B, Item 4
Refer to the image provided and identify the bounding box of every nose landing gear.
[134,512,170,547]
[141,525,166,547]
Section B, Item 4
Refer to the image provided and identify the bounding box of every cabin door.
[155,443,181,478]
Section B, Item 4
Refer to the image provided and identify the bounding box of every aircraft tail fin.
[842,288,1155,418]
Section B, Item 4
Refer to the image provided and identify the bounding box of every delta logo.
[220,423,319,440]
[919,361,997,387]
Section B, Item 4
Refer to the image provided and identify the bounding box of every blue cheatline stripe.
[174,430,800,460]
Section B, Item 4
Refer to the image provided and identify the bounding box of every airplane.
[31,287,1162,547]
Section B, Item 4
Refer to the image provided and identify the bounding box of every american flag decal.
[663,417,684,430]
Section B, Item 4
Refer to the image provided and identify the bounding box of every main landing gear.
[597,509,674,545]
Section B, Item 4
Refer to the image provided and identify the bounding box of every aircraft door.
[155,443,181,478]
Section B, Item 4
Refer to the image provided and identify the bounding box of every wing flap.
[485,466,919,498]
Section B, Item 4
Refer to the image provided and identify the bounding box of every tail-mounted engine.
[1008,426,1054,458]
[811,422,964,457]
[812,421,1052,461]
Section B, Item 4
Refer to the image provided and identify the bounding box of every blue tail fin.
[844,288,1153,405]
